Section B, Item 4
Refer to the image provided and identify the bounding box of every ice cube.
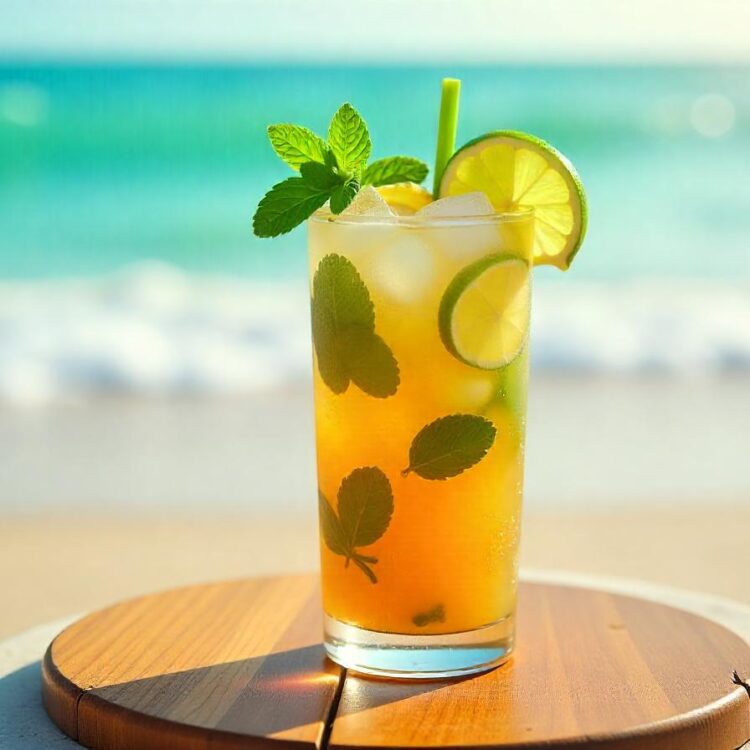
[341,186,395,217]
[418,192,514,261]
[365,232,435,303]
[416,192,495,218]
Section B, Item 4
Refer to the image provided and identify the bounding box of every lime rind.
[438,130,587,270]
[438,253,531,370]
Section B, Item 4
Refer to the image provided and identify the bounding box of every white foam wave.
[532,280,750,373]
[0,263,312,405]
[1,263,748,405]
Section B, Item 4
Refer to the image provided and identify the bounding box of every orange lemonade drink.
[252,79,586,678]
[310,202,534,646]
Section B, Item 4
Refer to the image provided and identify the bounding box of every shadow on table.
[0,660,80,748]
[76,644,453,740]
[4,649,749,750]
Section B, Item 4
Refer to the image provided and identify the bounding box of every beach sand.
[1,375,748,638]
[2,510,748,641]
[2,375,748,514]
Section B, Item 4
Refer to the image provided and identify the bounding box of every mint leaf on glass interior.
[318,467,394,584]
[319,490,349,557]
[363,157,429,187]
[267,124,328,170]
[338,467,394,550]
[311,254,399,398]
[252,103,429,238]
[340,328,399,398]
[412,604,446,627]
[403,414,496,480]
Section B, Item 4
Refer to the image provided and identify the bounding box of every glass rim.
[309,206,534,227]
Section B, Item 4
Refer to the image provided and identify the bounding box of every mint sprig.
[253,103,429,238]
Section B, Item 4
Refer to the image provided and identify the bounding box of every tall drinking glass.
[308,207,534,678]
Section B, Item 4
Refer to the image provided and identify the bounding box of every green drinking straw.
[432,78,461,196]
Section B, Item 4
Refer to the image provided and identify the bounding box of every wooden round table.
[42,574,750,750]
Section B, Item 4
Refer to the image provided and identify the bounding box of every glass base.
[324,613,515,679]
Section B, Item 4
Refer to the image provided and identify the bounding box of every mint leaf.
[312,327,351,395]
[267,124,327,171]
[329,177,360,214]
[412,604,446,627]
[363,157,429,187]
[341,329,399,398]
[403,414,496,480]
[319,490,349,556]
[300,161,343,190]
[324,148,338,169]
[311,255,374,394]
[318,467,393,584]
[311,254,399,398]
[328,103,371,176]
[253,162,343,238]
[312,326,355,395]
[338,466,394,549]
[312,254,374,338]
[253,177,332,238]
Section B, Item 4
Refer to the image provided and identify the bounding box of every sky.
[2,0,750,63]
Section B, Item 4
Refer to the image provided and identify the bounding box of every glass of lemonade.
[252,79,586,679]
[308,205,535,678]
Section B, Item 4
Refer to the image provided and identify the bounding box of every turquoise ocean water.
[1,64,749,281]
[1,64,749,402]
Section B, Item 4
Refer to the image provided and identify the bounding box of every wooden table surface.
[42,575,750,750]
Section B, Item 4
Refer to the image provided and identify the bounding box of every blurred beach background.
[1,0,749,638]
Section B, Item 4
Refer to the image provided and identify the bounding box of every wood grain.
[330,582,750,749]
[43,575,342,749]
[42,575,750,750]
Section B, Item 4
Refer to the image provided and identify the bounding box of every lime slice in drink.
[438,131,587,269]
[439,253,530,369]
